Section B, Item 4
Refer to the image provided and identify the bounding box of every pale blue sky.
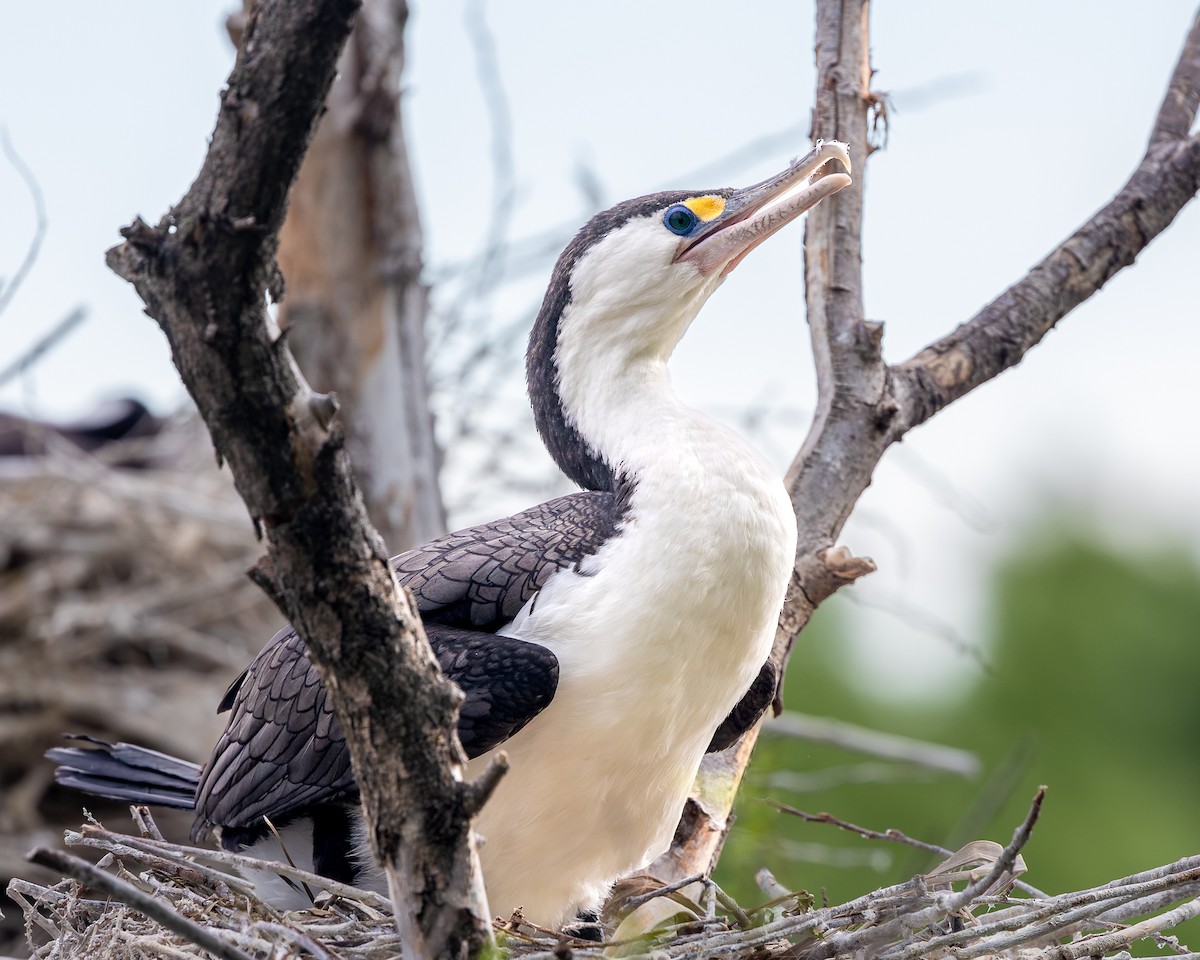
[1,2,1198,696]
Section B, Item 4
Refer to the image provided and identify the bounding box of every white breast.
[469,407,797,924]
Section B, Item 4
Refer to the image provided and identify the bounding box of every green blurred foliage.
[717,527,1200,933]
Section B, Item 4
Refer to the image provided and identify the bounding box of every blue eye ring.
[663,204,699,236]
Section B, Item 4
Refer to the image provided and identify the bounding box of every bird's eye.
[663,205,699,236]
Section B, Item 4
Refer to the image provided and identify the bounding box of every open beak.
[676,140,852,277]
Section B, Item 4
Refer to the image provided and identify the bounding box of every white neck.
[552,290,735,484]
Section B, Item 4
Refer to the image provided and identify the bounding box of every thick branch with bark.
[660,0,1200,883]
[104,1,493,957]
[794,2,1200,614]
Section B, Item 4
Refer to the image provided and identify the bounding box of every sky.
[1,2,1198,700]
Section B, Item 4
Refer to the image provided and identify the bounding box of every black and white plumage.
[51,141,852,925]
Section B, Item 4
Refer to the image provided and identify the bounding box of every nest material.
[6,808,1200,960]
[0,417,282,951]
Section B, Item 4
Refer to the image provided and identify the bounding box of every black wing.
[194,627,350,842]
[394,490,622,628]
[706,659,778,753]
[434,626,559,755]
[195,491,620,842]
[196,625,560,843]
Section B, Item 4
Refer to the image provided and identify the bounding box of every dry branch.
[797,0,1200,639]
[9,808,1199,959]
[762,710,981,777]
[662,0,1200,883]
[26,847,255,960]
[102,0,492,955]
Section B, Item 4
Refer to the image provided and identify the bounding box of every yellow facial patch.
[683,195,726,222]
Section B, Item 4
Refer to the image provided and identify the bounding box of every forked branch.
[788,0,1200,649]
[665,0,1200,883]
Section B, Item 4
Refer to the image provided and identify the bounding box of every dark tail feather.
[48,735,200,811]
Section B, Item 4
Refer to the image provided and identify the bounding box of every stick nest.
[7,805,1200,960]
[0,418,281,949]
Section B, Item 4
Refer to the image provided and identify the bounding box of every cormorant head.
[554,140,850,355]
[528,141,852,491]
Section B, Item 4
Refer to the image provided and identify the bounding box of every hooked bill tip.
[813,139,852,176]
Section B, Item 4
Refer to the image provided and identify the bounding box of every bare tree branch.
[0,307,87,390]
[797,2,1200,608]
[763,711,980,777]
[1151,12,1200,145]
[660,0,1200,884]
[894,106,1200,429]
[788,0,881,601]
[0,129,48,318]
[103,0,493,956]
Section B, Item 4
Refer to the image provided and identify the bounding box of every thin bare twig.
[26,847,256,960]
[769,802,955,858]
[462,0,516,300]
[762,711,980,777]
[622,873,707,912]
[0,128,48,317]
[947,786,1046,911]
[0,306,88,389]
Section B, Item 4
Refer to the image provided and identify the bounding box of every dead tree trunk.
[276,0,446,552]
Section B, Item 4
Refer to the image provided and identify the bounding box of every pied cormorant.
[51,141,852,926]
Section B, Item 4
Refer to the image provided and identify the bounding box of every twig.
[0,128,48,317]
[70,825,394,910]
[1151,12,1200,145]
[763,710,980,777]
[245,921,334,960]
[1042,897,1200,960]
[769,802,1050,900]
[946,785,1045,911]
[64,830,256,901]
[623,873,707,911]
[0,306,88,389]
[769,802,954,858]
[26,847,256,960]
[462,0,516,300]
